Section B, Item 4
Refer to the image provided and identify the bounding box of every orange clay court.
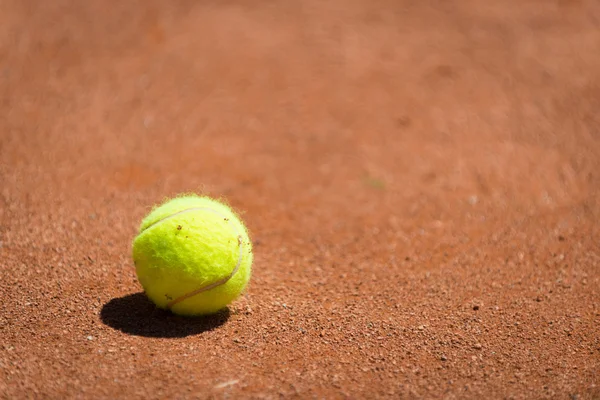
[1,1,599,399]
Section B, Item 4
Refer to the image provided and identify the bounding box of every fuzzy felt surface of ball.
[132,195,253,316]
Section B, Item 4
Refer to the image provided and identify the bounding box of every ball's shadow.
[100,292,230,338]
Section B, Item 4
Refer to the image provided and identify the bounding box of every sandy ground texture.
[1,0,600,399]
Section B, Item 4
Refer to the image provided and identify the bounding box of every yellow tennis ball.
[132,195,253,316]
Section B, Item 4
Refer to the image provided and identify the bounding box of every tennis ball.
[132,195,253,316]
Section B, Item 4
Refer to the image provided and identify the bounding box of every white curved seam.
[140,207,244,309]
